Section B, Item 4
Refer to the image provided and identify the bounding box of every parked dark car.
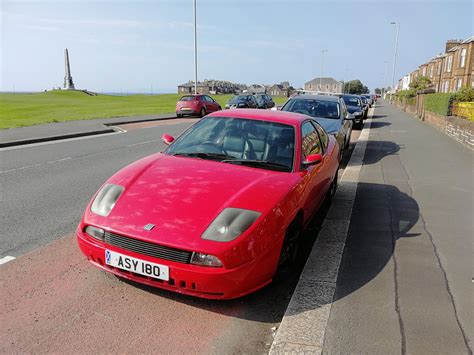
[359,96,369,117]
[255,94,275,109]
[225,95,258,109]
[339,94,365,129]
[176,94,221,118]
[362,94,373,107]
[281,94,353,153]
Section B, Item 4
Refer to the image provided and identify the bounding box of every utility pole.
[193,0,198,95]
[390,22,400,102]
[382,60,388,98]
[320,49,328,92]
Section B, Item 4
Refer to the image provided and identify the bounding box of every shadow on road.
[362,140,401,165]
[370,121,392,129]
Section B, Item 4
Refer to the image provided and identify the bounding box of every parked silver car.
[281,94,353,153]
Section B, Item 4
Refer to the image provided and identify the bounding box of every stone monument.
[63,48,75,90]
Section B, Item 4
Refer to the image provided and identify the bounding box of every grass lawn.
[0,90,289,129]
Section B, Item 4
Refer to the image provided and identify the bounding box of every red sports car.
[176,94,221,118]
[77,109,340,299]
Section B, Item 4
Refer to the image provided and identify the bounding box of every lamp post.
[320,49,328,92]
[382,60,388,98]
[390,21,400,101]
[193,0,198,95]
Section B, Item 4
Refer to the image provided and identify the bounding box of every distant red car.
[176,94,221,118]
[77,109,340,299]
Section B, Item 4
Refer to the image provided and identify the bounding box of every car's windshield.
[229,96,248,103]
[342,96,361,106]
[179,95,196,101]
[165,117,295,172]
[282,99,340,119]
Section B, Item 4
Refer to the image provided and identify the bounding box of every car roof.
[206,108,309,126]
[289,94,340,102]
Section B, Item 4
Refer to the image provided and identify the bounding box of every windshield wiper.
[221,159,291,172]
[172,152,235,161]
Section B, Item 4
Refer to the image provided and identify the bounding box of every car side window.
[312,122,329,152]
[301,121,322,160]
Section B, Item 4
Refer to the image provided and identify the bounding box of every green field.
[0,90,289,129]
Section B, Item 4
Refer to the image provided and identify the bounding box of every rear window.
[180,96,196,101]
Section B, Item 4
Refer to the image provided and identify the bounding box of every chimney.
[445,39,463,52]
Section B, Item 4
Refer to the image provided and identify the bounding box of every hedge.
[424,93,454,116]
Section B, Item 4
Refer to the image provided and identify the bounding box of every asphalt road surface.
[1,115,360,353]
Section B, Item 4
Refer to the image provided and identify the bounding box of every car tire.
[200,107,206,117]
[353,120,363,130]
[176,113,183,118]
[275,218,303,279]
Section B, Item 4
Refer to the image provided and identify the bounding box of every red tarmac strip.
[0,235,238,353]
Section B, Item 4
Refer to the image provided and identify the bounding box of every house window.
[456,78,463,91]
[444,80,450,93]
[429,65,433,77]
[326,84,329,90]
[318,84,321,89]
[446,56,453,72]
[459,48,466,68]
[422,67,426,76]
[435,83,439,92]
[437,62,442,75]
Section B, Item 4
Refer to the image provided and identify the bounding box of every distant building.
[178,80,245,95]
[243,84,266,94]
[401,75,411,90]
[304,77,343,93]
[268,84,290,97]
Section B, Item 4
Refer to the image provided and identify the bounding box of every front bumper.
[76,227,272,300]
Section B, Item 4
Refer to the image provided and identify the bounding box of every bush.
[424,93,454,116]
[452,87,474,102]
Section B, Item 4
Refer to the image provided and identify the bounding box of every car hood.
[85,153,298,250]
[313,117,341,135]
[346,105,362,114]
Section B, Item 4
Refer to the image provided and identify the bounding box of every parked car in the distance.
[281,94,353,153]
[255,94,275,109]
[359,96,369,117]
[225,95,258,109]
[339,94,365,129]
[176,95,221,118]
[362,94,374,107]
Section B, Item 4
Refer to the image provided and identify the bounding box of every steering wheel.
[201,141,228,155]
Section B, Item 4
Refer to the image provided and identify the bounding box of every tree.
[344,80,370,94]
[409,76,431,91]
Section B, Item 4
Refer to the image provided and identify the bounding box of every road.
[0,116,359,353]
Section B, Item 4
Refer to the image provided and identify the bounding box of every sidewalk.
[0,113,176,147]
[271,101,472,354]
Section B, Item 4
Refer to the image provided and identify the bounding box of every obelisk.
[63,48,75,90]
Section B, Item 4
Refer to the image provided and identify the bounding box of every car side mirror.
[162,134,175,145]
[303,153,322,166]
[345,113,355,120]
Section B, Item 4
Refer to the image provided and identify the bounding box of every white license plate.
[105,250,169,281]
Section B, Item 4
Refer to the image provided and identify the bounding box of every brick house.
[399,36,474,94]
[268,84,290,97]
[304,77,343,94]
[178,80,245,95]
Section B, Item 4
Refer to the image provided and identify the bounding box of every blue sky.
[1,0,472,93]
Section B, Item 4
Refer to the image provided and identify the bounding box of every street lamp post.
[390,21,400,102]
[193,0,198,95]
[382,60,388,98]
[320,49,328,92]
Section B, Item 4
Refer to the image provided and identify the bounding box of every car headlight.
[90,184,124,216]
[190,252,223,267]
[85,226,105,241]
[237,102,246,107]
[202,208,261,242]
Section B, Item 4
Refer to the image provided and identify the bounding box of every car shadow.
[370,121,391,129]
[362,140,401,165]
[371,114,387,119]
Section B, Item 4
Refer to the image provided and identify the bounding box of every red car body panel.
[77,109,340,299]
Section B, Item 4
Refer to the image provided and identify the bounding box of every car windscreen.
[165,117,295,172]
[342,96,360,106]
[228,96,247,103]
[282,99,340,119]
[179,96,196,101]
